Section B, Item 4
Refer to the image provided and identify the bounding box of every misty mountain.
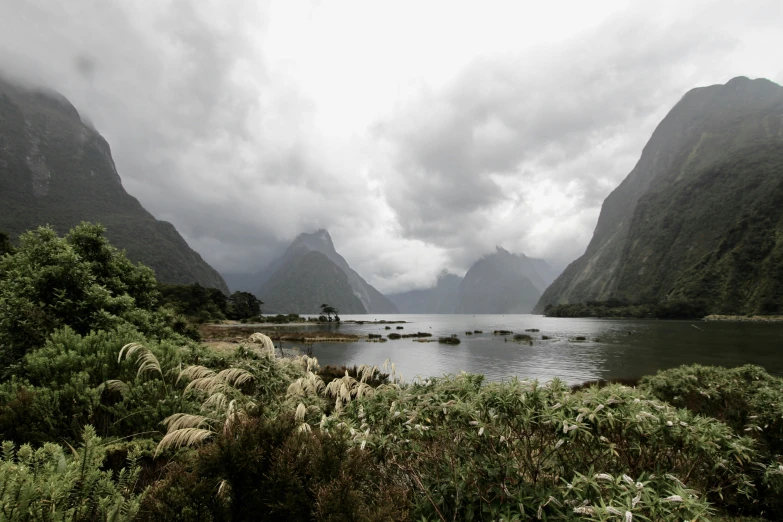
[453,247,545,314]
[257,229,398,314]
[390,250,557,314]
[535,76,783,315]
[0,76,228,292]
[388,270,463,313]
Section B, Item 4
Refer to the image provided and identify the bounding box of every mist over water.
[296,315,783,384]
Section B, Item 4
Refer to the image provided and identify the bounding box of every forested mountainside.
[536,76,783,315]
[0,76,228,292]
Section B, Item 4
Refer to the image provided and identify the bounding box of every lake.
[289,314,783,385]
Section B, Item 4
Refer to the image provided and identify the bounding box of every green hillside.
[0,76,228,292]
[536,77,783,315]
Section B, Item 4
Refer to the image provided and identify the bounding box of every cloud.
[1,0,781,294]
[372,4,743,271]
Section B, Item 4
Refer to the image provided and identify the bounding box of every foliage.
[159,283,228,322]
[438,336,461,345]
[544,299,711,319]
[0,223,174,366]
[0,426,143,521]
[139,414,409,522]
[641,364,783,517]
[317,374,761,520]
[319,303,340,322]
[0,325,197,445]
[317,365,390,389]
[226,291,262,320]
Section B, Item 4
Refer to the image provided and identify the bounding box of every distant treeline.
[158,283,262,323]
[544,298,710,319]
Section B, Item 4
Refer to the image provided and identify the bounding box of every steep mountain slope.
[535,77,783,314]
[258,251,367,314]
[388,270,463,313]
[454,247,543,314]
[257,230,398,314]
[0,76,228,292]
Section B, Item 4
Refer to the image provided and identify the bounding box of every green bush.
[326,374,759,520]
[139,415,409,522]
[0,223,173,367]
[0,426,143,521]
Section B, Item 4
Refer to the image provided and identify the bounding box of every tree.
[0,223,167,366]
[319,303,339,322]
[227,291,263,320]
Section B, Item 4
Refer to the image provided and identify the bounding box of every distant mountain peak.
[257,228,397,314]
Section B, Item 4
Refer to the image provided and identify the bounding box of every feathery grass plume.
[155,427,214,456]
[98,379,129,396]
[118,342,163,379]
[161,413,213,432]
[176,364,216,385]
[217,367,255,388]
[247,332,275,354]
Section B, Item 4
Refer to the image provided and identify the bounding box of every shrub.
[140,415,409,521]
[317,365,389,388]
[388,333,402,340]
[332,375,759,520]
[0,426,143,521]
[513,333,532,342]
[0,224,173,367]
[493,330,512,335]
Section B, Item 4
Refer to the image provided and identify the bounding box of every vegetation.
[438,336,461,345]
[2,225,783,520]
[544,298,710,319]
[319,303,340,323]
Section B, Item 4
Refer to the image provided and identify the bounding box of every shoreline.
[702,314,783,323]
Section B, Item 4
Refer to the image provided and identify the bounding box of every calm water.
[286,314,783,385]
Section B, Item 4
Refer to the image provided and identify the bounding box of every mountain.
[388,270,463,313]
[257,229,398,314]
[258,251,367,314]
[0,76,228,293]
[389,252,558,314]
[535,76,783,315]
[453,247,548,314]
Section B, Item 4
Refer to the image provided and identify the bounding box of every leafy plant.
[0,426,143,521]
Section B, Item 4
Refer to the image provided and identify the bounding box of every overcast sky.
[1,0,782,293]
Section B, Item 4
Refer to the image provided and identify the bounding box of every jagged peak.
[292,228,334,247]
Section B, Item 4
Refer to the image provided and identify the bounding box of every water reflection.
[301,314,783,384]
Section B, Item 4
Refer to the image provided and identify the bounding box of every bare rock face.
[0,75,228,293]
